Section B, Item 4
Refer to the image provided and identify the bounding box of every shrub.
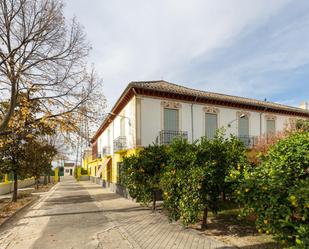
[161,132,248,228]
[81,167,88,175]
[160,138,198,222]
[296,119,309,132]
[122,144,168,211]
[238,132,309,248]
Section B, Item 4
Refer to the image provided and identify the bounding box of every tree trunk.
[201,207,208,230]
[152,190,157,212]
[44,175,47,185]
[36,177,39,189]
[222,191,226,201]
[48,174,51,184]
[12,171,18,202]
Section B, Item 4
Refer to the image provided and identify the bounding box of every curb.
[0,195,39,229]
[0,182,59,230]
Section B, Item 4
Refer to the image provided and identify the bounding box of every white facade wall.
[94,95,304,151]
[97,97,137,155]
[139,96,300,146]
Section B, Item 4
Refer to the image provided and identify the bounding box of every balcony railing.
[102,147,111,157]
[156,130,188,145]
[238,135,258,148]
[113,136,127,152]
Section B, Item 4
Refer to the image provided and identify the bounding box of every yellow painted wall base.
[54,168,59,183]
[84,147,142,185]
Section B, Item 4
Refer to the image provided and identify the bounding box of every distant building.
[84,80,309,194]
[64,163,75,176]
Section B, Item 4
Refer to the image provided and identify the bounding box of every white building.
[64,163,75,176]
[88,81,309,190]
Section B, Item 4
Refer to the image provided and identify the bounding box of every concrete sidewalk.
[0,177,233,249]
[82,181,233,249]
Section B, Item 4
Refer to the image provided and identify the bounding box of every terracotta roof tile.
[129,80,309,114]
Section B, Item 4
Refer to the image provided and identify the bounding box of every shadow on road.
[22,209,105,219]
[44,195,95,205]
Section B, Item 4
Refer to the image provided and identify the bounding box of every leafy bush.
[296,119,309,132]
[160,138,198,222]
[122,144,168,210]
[238,132,309,248]
[161,132,247,228]
[81,167,88,175]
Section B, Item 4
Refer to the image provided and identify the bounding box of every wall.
[0,178,36,195]
[139,96,301,146]
[64,167,75,176]
[97,96,137,156]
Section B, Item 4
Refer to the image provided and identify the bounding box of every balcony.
[238,135,258,148]
[102,147,111,157]
[113,136,127,152]
[156,130,188,145]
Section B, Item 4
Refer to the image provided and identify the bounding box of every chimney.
[299,101,309,110]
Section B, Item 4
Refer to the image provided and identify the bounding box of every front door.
[70,169,72,175]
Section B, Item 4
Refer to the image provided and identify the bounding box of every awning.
[96,157,111,177]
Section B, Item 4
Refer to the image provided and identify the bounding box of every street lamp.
[227,113,246,127]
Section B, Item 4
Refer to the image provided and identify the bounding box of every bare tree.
[0,0,105,134]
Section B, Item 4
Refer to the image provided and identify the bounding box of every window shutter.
[120,117,125,136]
[238,116,249,137]
[266,120,275,134]
[205,113,217,139]
[164,108,179,131]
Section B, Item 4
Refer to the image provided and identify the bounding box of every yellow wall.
[82,154,93,175]
[84,148,141,183]
[111,148,141,183]
[88,159,101,177]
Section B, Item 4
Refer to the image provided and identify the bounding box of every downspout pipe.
[191,97,198,143]
[260,107,268,137]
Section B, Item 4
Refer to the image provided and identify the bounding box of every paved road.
[0,177,233,249]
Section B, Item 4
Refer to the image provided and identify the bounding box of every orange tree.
[238,132,309,248]
[122,144,168,211]
[161,132,247,228]
[160,138,198,222]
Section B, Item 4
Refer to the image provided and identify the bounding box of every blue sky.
[65,0,309,109]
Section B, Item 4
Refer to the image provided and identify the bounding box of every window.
[238,116,250,146]
[65,169,70,173]
[238,116,249,137]
[164,108,179,131]
[120,117,125,137]
[205,113,217,139]
[266,119,275,135]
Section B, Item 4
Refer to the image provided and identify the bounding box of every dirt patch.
[0,196,35,226]
[189,210,282,249]
[33,182,55,193]
[0,182,55,226]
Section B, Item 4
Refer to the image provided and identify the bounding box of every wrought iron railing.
[102,147,111,157]
[113,136,127,152]
[238,135,258,148]
[156,130,188,145]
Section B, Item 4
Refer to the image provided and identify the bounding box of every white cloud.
[64,0,297,108]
